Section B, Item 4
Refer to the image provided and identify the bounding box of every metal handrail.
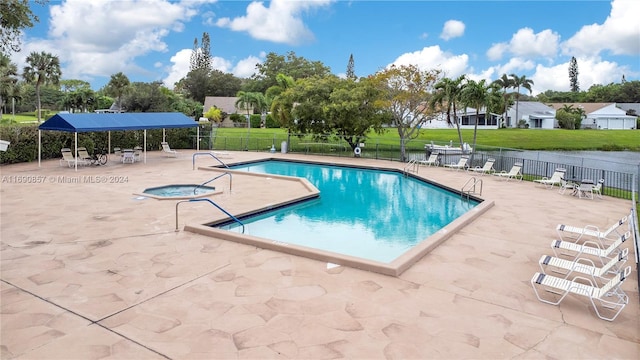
[403,158,418,175]
[461,177,483,198]
[175,198,244,233]
[192,152,229,170]
[194,172,232,194]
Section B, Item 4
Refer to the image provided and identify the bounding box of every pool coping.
[184,159,495,276]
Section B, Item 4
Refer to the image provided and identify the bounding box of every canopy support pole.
[144,129,147,164]
[38,130,41,167]
[74,132,78,171]
[108,132,111,154]
[197,127,200,151]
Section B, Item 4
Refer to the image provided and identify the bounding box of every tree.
[492,74,514,127]
[122,81,170,112]
[370,64,440,162]
[105,72,130,111]
[431,75,466,148]
[235,91,267,147]
[346,54,356,80]
[461,79,493,163]
[569,56,579,92]
[0,0,47,54]
[203,106,222,123]
[190,32,212,72]
[23,51,61,122]
[0,54,19,118]
[509,74,534,126]
[249,51,331,93]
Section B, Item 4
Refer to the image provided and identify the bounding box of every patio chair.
[122,149,136,164]
[444,156,468,171]
[550,231,631,266]
[581,179,604,199]
[77,147,92,163]
[530,266,631,321]
[418,153,439,167]
[161,142,178,157]
[468,158,495,176]
[134,146,143,162]
[533,168,565,189]
[558,179,576,195]
[492,162,523,181]
[538,247,629,285]
[556,214,629,245]
[59,148,88,167]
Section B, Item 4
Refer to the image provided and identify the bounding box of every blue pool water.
[219,160,479,263]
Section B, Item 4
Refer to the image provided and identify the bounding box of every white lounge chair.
[556,214,629,245]
[161,142,178,157]
[419,153,439,167]
[533,168,565,189]
[468,158,495,175]
[444,156,468,171]
[530,266,631,321]
[59,148,88,167]
[550,231,631,266]
[77,147,93,163]
[492,162,523,181]
[538,247,628,285]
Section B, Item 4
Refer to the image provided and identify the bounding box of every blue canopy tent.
[38,112,198,170]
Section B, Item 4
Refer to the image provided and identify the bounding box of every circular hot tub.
[140,184,219,200]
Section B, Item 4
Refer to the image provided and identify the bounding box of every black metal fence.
[207,135,638,200]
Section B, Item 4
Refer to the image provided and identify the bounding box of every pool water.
[143,184,216,197]
[220,160,479,263]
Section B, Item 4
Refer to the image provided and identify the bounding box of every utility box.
[0,140,9,152]
[281,141,287,153]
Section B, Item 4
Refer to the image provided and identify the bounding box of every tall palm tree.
[0,54,19,119]
[431,75,466,149]
[236,91,267,149]
[106,72,130,111]
[22,51,61,122]
[509,74,534,126]
[461,79,491,164]
[492,74,514,127]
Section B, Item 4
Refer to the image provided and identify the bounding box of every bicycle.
[89,148,108,166]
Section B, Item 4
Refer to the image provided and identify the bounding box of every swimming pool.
[215,160,481,264]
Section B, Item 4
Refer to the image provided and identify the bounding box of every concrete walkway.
[1,150,638,359]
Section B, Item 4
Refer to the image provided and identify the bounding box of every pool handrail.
[194,172,232,194]
[193,152,229,170]
[175,198,244,233]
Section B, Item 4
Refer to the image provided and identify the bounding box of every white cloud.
[440,20,465,41]
[531,57,630,94]
[562,0,640,57]
[16,0,213,85]
[389,45,469,78]
[163,49,191,89]
[488,28,559,61]
[216,0,333,45]
[232,56,262,78]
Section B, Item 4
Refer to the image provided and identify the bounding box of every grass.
[214,127,640,152]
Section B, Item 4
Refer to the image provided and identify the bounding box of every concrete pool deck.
[1,150,638,359]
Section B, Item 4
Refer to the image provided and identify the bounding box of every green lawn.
[214,127,640,151]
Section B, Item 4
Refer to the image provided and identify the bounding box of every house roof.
[203,97,240,115]
[546,103,613,114]
[39,112,197,133]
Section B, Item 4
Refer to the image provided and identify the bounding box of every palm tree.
[106,72,130,111]
[235,91,267,149]
[492,74,514,127]
[461,79,491,163]
[509,74,534,126]
[22,51,61,122]
[431,75,466,149]
[0,54,19,119]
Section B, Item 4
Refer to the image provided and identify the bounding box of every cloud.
[562,0,640,57]
[215,0,333,45]
[232,56,262,78]
[440,20,465,41]
[16,0,214,85]
[487,28,560,61]
[531,57,630,94]
[389,45,469,78]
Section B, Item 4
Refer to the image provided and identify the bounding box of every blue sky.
[13,0,640,95]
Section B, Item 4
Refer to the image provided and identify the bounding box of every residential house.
[420,107,501,129]
[203,96,254,128]
[548,103,636,129]
[506,102,556,129]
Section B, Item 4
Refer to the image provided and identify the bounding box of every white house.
[420,107,500,129]
[548,103,636,130]
[506,102,557,129]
